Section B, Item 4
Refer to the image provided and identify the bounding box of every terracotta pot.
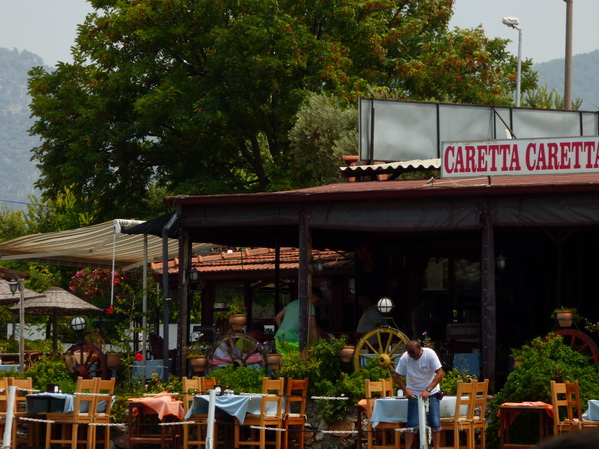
[266,353,282,371]
[229,314,247,331]
[556,310,574,328]
[106,353,123,370]
[189,355,207,372]
[340,345,355,363]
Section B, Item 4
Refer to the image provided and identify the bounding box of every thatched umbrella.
[0,278,45,304]
[10,287,103,351]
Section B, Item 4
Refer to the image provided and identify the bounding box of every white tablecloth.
[582,400,599,420]
[185,394,275,424]
[370,396,467,428]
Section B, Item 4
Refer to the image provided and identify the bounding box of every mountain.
[0,48,48,210]
[534,50,599,111]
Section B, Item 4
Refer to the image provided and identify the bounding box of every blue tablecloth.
[26,393,112,414]
[370,396,465,428]
[0,365,18,371]
[185,394,275,424]
[582,400,599,420]
[26,393,74,414]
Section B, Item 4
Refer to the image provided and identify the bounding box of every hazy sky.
[0,0,598,67]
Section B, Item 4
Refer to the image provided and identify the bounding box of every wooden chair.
[182,377,221,448]
[8,377,36,448]
[0,378,9,443]
[365,379,401,449]
[383,377,395,397]
[283,377,309,449]
[550,380,583,434]
[45,377,98,449]
[471,379,489,449]
[203,377,216,391]
[90,378,115,449]
[234,377,285,449]
[440,380,476,449]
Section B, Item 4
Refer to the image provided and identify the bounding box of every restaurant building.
[163,100,599,385]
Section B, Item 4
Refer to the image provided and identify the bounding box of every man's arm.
[421,367,444,400]
[274,308,285,327]
[392,372,415,400]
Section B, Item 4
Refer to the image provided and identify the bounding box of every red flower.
[106,305,114,315]
[135,352,143,361]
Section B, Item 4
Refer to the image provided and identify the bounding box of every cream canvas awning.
[0,218,215,271]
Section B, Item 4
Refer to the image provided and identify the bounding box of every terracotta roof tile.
[151,248,352,274]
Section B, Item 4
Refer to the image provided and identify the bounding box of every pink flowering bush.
[69,268,141,310]
[69,268,151,343]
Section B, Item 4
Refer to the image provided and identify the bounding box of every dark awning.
[121,212,179,238]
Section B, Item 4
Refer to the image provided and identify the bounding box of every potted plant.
[340,345,355,363]
[264,341,283,371]
[227,298,247,330]
[105,343,130,370]
[187,342,212,372]
[552,307,580,327]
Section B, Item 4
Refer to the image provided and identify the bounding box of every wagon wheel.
[205,332,266,373]
[554,329,599,363]
[64,343,109,379]
[353,327,410,377]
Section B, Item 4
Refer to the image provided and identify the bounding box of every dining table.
[582,399,599,421]
[369,396,467,427]
[127,392,185,449]
[185,393,276,423]
[0,364,18,372]
[26,392,75,414]
[26,392,113,414]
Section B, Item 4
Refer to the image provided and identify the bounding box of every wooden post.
[298,209,312,350]
[480,198,497,383]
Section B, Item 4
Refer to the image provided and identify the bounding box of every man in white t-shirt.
[392,340,444,449]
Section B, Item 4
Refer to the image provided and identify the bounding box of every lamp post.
[8,279,25,372]
[563,0,573,110]
[502,17,522,107]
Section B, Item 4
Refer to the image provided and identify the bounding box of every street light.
[8,279,25,372]
[502,17,522,107]
[563,0,573,110]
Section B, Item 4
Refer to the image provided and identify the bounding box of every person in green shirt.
[274,287,321,357]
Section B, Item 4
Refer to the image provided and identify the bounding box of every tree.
[523,85,583,110]
[288,93,358,186]
[28,0,535,220]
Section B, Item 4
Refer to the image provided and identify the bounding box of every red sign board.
[442,136,599,178]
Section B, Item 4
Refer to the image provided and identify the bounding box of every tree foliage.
[523,85,583,110]
[28,0,535,219]
[289,93,358,186]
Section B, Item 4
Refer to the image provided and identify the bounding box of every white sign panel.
[442,136,599,178]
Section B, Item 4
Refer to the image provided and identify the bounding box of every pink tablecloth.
[128,392,184,420]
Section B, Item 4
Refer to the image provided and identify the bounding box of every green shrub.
[439,368,477,395]
[25,354,75,393]
[206,365,265,393]
[316,359,388,424]
[486,333,599,448]
[280,336,348,396]
[25,339,54,352]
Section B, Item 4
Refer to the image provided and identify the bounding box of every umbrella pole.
[19,279,25,372]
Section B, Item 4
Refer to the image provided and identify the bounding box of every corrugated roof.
[339,158,441,176]
[0,220,216,271]
[165,173,599,206]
